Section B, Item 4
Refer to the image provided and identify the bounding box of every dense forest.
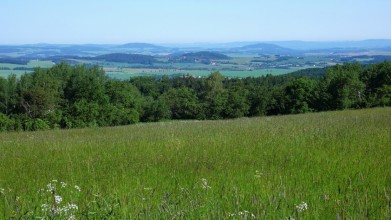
[0,61,390,131]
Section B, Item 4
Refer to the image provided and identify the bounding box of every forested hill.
[237,43,299,55]
[0,61,390,132]
[169,51,229,62]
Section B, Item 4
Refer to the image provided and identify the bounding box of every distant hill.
[0,46,20,54]
[171,51,229,59]
[94,53,156,64]
[235,43,299,55]
[117,43,165,49]
[169,51,229,63]
[2,40,391,60]
[271,39,391,50]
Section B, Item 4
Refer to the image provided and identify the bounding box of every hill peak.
[118,43,164,49]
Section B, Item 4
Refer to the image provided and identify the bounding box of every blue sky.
[1,0,390,44]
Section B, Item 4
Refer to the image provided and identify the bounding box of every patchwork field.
[105,68,303,79]
[0,60,55,78]
[0,60,307,79]
[0,54,329,79]
[0,108,390,219]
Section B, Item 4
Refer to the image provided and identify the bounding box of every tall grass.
[0,108,390,219]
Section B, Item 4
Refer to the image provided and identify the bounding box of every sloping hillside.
[0,107,390,218]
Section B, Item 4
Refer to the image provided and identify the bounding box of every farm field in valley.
[105,68,304,79]
[1,42,390,79]
[0,107,390,219]
[0,59,310,79]
[0,60,55,78]
[0,58,313,79]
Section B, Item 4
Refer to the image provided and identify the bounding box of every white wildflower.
[296,201,308,212]
[229,210,256,219]
[67,203,78,210]
[201,178,211,189]
[51,203,78,217]
[228,213,236,217]
[41,203,50,212]
[59,203,78,214]
[52,206,59,214]
[40,181,80,219]
[0,188,4,195]
[47,183,56,193]
[55,195,63,204]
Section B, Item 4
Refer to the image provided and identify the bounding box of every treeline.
[0,62,390,132]
[49,51,229,65]
[0,58,29,65]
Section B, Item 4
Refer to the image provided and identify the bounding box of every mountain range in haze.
[1,39,391,58]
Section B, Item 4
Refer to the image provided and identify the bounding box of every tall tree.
[321,63,365,110]
[224,81,250,118]
[140,96,170,122]
[283,78,317,114]
[163,87,202,120]
[17,68,61,118]
[104,80,143,125]
[0,77,7,114]
[64,65,108,104]
[202,71,228,119]
[360,61,391,106]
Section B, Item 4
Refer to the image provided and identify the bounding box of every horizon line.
[1,39,391,46]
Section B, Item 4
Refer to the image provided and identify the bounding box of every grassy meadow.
[0,108,390,219]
